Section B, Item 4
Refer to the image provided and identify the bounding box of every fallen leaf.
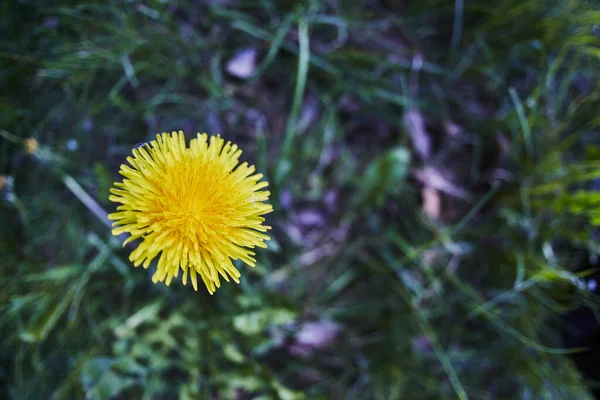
[421,186,441,220]
[290,320,341,358]
[296,209,325,227]
[413,166,471,200]
[445,121,462,137]
[297,93,320,134]
[296,320,340,348]
[225,48,257,79]
[403,109,431,161]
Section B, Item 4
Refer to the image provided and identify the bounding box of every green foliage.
[1,0,600,399]
[357,147,411,209]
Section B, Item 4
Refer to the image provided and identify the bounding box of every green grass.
[1,0,600,399]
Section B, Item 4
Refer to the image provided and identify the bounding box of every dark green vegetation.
[1,0,600,399]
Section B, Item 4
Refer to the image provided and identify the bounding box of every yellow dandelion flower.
[24,138,39,154]
[108,131,273,294]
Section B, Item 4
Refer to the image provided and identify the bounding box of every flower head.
[108,131,273,294]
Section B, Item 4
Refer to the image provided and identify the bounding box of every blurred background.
[1,0,600,399]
